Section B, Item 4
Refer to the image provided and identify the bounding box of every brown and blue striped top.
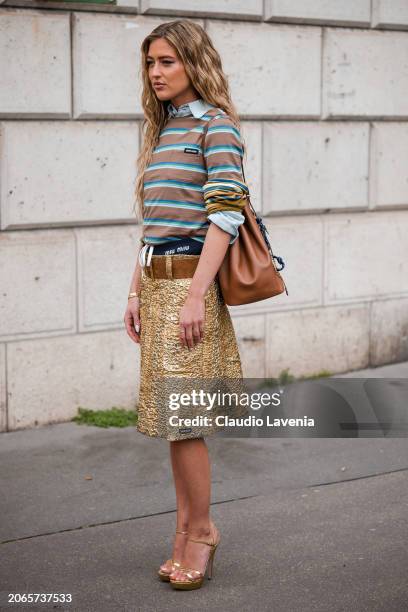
[141,100,249,246]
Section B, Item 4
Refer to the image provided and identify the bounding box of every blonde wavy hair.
[133,19,246,222]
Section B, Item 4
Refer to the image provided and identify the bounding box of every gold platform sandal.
[169,532,220,590]
[157,529,188,582]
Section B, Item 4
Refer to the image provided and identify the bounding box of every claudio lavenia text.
[168,415,315,428]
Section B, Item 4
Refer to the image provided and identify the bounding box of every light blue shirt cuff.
[208,211,245,245]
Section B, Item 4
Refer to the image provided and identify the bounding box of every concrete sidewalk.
[1,361,407,611]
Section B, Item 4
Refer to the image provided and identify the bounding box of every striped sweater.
[141,100,249,246]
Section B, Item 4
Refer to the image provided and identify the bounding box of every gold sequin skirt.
[136,255,245,441]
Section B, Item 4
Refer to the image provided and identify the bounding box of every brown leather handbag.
[217,158,289,306]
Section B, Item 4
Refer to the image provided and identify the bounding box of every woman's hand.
[179,295,205,349]
[124,297,141,344]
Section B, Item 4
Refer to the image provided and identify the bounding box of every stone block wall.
[1,1,407,430]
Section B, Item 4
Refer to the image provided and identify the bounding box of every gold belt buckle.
[165,255,173,279]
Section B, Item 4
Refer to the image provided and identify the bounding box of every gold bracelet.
[128,291,140,300]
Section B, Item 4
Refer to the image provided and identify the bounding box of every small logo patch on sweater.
[179,427,192,434]
[184,147,199,155]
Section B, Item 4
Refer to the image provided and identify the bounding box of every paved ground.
[1,361,407,611]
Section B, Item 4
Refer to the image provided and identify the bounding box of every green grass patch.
[260,367,333,388]
[298,369,333,380]
[72,406,138,428]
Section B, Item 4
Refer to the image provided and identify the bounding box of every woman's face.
[146,37,197,107]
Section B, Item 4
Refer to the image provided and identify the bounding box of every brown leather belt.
[142,254,200,279]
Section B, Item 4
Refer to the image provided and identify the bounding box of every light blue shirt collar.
[167,98,215,119]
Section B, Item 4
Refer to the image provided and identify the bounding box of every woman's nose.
[150,64,162,78]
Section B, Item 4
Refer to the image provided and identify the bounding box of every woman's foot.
[159,529,189,577]
[170,520,220,583]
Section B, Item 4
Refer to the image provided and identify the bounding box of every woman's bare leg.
[159,441,190,573]
[170,438,220,581]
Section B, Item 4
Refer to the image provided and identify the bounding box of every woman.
[124,19,249,591]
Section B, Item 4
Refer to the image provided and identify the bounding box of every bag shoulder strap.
[201,111,256,215]
[202,110,288,290]
[201,111,225,141]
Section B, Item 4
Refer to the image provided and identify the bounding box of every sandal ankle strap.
[187,537,216,547]
[175,529,188,535]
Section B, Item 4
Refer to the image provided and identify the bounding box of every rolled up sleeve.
[203,115,249,218]
[208,210,245,244]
